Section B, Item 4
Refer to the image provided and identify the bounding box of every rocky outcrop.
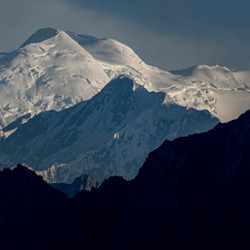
[51,174,100,198]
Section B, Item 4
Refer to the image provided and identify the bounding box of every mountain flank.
[0,110,249,249]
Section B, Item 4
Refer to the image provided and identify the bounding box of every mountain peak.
[20,27,60,48]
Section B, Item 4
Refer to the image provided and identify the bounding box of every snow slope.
[0,28,109,129]
[67,32,250,122]
[0,76,218,183]
[0,27,249,134]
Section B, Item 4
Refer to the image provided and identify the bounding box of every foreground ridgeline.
[0,110,249,249]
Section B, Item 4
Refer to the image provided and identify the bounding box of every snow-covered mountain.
[0,27,249,182]
[0,27,249,134]
[0,76,218,183]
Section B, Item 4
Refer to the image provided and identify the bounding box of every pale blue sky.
[0,0,249,70]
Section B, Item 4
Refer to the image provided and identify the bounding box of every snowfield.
[0,27,249,132]
[67,30,250,122]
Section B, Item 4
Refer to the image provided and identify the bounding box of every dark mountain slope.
[0,165,81,250]
[0,110,249,249]
[113,110,250,249]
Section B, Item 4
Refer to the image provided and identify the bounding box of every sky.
[0,0,250,71]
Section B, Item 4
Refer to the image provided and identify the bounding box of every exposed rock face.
[51,174,100,198]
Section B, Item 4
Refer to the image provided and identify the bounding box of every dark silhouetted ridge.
[0,110,249,249]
